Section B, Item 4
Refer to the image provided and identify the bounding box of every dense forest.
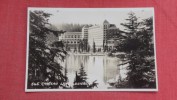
[56,23,92,32]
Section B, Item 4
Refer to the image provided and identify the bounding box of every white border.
[25,7,158,92]
[25,8,30,92]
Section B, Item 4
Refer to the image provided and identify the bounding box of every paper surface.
[26,8,157,92]
[0,0,177,100]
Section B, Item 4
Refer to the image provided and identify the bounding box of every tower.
[81,25,89,40]
[103,20,110,49]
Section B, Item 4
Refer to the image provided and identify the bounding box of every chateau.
[59,20,121,52]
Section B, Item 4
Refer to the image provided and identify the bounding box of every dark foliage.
[73,64,89,89]
[93,41,96,53]
[28,10,67,89]
[56,23,92,32]
[117,12,156,88]
[78,64,87,82]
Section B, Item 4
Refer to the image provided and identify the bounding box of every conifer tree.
[28,10,66,89]
[93,41,96,53]
[118,12,156,88]
[78,64,87,82]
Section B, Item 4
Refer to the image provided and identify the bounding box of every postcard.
[25,8,158,92]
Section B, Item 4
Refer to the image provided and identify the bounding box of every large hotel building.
[88,25,104,50]
[59,32,82,50]
[59,20,121,52]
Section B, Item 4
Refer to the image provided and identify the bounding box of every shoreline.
[67,52,107,56]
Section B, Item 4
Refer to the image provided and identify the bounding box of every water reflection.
[62,54,122,89]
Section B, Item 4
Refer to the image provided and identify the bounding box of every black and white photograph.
[25,8,158,92]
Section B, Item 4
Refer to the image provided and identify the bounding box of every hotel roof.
[83,25,89,28]
[103,20,109,24]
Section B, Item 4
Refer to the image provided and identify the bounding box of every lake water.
[61,54,126,89]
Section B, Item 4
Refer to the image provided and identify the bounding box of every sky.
[29,8,154,30]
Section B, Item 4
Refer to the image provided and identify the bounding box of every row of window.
[65,35,81,38]
[84,31,88,32]
[104,25,109,29]
[63,33,118,39]
[63,41,80,44]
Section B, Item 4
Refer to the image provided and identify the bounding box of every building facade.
[88,25,104,51]
[59,32,82,51]
[106,25,120,49]
[103,20,110,47]
[81,25,89,40]
[103,20,120,51]
[59,20,121,52]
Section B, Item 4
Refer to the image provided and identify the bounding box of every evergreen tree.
[118,12,156,88]
[84,39,88,52]
[74,44,77,52]
[78,40,84,52]
[78,64,87,82]
[64,65,68,82]
[88,45,90,52]
[93,41,96,53]
[28,10,66,89]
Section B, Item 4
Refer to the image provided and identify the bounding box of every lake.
[61,53,127,89]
